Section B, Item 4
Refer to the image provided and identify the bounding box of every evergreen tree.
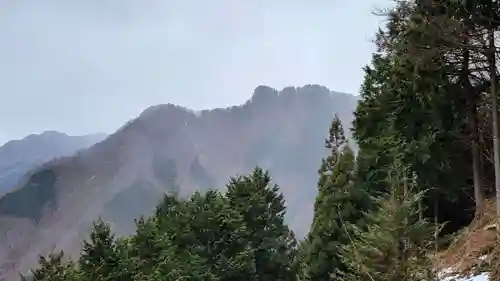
[226,167,297,281]
[24,250,77,281]
[295,238,309,281]
[303,116,369,281]
[79,218,121,281]
[131,194,179,274]
[165,190,255,281]
[353,0,481,235]
[132,189,256,281]
[22,170,307,281]
[339,167,438,281]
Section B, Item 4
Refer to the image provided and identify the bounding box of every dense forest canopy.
[25,0,500,280]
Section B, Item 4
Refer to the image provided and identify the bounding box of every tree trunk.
[463,47,484,213]
[486,6,500,281]
[488,27,500,222]
[434,195,439,252]
[460,1,484,214]
[469,96,485,213]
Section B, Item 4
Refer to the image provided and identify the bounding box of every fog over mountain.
[0,131,106,197]
[0,85,357,279]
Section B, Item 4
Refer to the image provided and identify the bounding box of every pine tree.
[226,167,297,281]
[131,193,181,274]
[24,170,298,281]
[79,218,121,281]
[170,190,255,281]
[303,115,369,281]
[353,0,486,236]
[295,238,310,281]
[338,167,438,281]
[24,250,77,281]
[132,189,256,281]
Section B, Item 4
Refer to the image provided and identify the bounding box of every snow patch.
[441,273,489,281]
[439,260,489,281]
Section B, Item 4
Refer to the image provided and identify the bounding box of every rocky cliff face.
[0,85,358,279]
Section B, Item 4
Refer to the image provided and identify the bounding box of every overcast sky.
[0,0,391,144]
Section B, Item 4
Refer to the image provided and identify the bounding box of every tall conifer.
[303,115,368,281]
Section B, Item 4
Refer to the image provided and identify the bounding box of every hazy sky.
[0,0,391,144]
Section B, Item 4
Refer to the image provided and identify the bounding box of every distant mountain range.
[0,131,106,197]
[0,85,358,279]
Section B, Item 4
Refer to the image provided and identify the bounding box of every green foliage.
[26,168,297,281]
[353,0,478,235]
[79,219,125,281]
[302,116,369,281]
[338,176,438,281]
[0,169,57,222]
[226,167,298,281]
[22,251,77,281]
[26,0,494,279]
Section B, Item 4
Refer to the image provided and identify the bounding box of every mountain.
[0,85,358,279]
[0,131,106,197]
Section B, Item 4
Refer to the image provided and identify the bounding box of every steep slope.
[0,85,358,279]
[0,131,106,197]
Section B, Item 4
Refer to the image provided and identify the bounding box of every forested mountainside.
[0,85,357,279]
[18,0,500,281]
[0,131,106,197]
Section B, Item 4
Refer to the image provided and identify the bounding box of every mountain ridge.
[0,85,358,280]
[0,131,106,197]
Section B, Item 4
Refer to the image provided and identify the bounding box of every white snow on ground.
[439,255,489,281]
[441,273,489,281]
[440,267,489,281]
